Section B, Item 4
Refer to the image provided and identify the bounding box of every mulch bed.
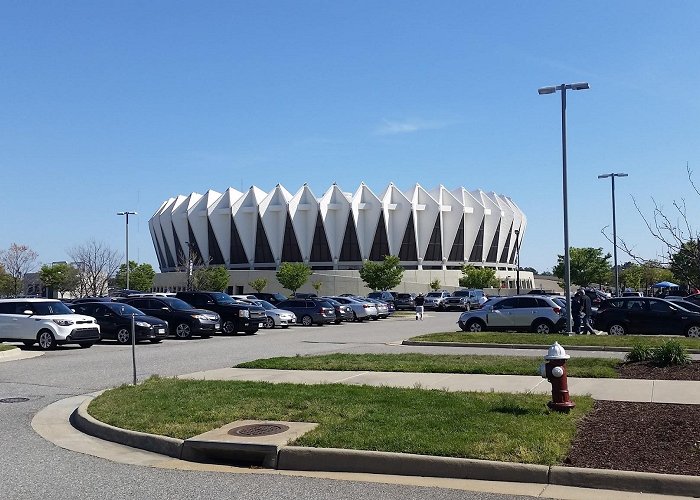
[564,361,700,476]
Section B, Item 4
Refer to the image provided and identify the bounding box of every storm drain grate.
[0,397,30,403]
[228,423,290,437]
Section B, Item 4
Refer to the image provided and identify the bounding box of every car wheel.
[175,323,193,339]
[370,316,379,321]
[78,342,94,348]
[301,315,313,326]
[352,312,363,322]
[150,339,162,344]
[685,324,700,338]
[116,328,131,344]
[37,330,56,350]
[465,319,485,332]
[334,319,341,324]
[281,325,289,329]
[532,320,553,334]
[609,323,626,336]
[222,320,237,335]
[265,317,275,329]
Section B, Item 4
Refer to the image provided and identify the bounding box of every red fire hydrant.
[539,341,575,413]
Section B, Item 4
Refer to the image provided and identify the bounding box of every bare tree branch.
[67,239,122,297]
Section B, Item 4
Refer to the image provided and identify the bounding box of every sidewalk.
[177,367,700,404]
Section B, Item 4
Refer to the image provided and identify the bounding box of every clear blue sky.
[2,1,699,274]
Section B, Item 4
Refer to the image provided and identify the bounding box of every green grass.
[0,344,16,352]
[236,353,620,378]
[89,376,593,465]
[411,332,700,349]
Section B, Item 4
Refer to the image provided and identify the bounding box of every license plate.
[215,323,220,329]
[259,323,264,328]
[157,328,165,334]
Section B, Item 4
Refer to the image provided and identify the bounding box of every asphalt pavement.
[1,311,697,499]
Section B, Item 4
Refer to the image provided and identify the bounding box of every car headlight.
[52,319,74,326]
[135,321,151,328]
[239,309,250,318]
[191,314,207,320]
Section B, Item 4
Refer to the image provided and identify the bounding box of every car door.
[646,299,680,335]
[509,297,540,328]
[95,304,120,338]
[9,302,35,340]
[0,302,20,339]
[623,299,648,333]
[486,298,517,328]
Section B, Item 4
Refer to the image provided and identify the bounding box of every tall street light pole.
[117,211,138,290]
[514,229,521,294]
[538,82,590,334]
[598,173,628,297]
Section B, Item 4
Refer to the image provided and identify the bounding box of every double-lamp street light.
[598,173,628,297]
[117,211,137,290]
[538,82,590,333]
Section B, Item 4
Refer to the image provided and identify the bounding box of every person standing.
[414,293,425,320]
[571,290,583,334]
[581,290,596,335]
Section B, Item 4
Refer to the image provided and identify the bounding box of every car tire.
[334,319,341,325]
[532,320,554,334]
[175,322,194,339]
[352,312,363,322]
[150,339,162,343]
[116,328,131,344]
[78,342,94,348]
[609,323,626,336]
[685,324,700,338]
[301,315,313,326]
[265,317,275,329]
[465,319,485,332]
[281,325,289,329]
[222,320,237,335]
[370,316,379,321]
[37,330,56,350]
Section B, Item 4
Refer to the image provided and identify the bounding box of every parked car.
[457,295,565,334]
[175,291,266,335]
[325,296,377,321]
[275,299,335,326]
[317,297,354,323]
[367,291,396,305]
[250,292,289,305]
[594,297,700,337]
[583,288,611,307]
[0,298,101,349]
[119,296,220,338]
[394,293,416,310]
[443,289,485,311]
[684,294,700,305]
[622,291,644,297]
[249,299,297,329]
[71,301,168,344]
[423,291,452,310]
[71,297,116,304]
[362,297,390,318]
[665,297,700,314]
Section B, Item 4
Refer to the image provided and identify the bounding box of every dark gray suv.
[276,299,335,326]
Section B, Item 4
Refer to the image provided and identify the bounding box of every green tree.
[429,279,441,290]
[276,262,312,295]
[248,278,268,293]
[553,247,612,287]
[458,265,499,289]
[312,281,323,294]
[193,266,230,292]
[620,261,674,291]
[358,255,404,291]
[39,262,79,298]
[669,240,700,288]
[0,266,14,297]
[115,261,156,291]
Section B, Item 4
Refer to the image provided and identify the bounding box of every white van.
[0,299,101,350]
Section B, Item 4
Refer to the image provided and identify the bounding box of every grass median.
[410,332,700,349]
[0,344,15,352]
[89,376,593,465]
[236,353,620,378]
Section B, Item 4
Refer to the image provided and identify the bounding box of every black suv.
[119,296,220,339]
[595,297,700,337]
[72,301,168,344]
[176,291,266,335]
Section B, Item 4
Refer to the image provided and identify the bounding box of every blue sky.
[2,1,699,274]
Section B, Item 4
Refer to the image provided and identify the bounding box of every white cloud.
[374,118,452,136]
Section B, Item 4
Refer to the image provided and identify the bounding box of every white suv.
[424,291,452,310]
[0,299,101,350]
[457,295,565,333]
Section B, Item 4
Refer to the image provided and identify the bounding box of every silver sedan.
[325,296,377,321]
[249,299,297,329]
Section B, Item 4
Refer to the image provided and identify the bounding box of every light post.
[514,229,521,294]
[538,82,590,333]
[185,241,194,291]
[117,211,137,290]
[598,173,628,297]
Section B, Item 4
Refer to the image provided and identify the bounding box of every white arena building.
[149,183,534,294]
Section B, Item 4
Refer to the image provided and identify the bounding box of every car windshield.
[162,298,196,311]
[108,303,145,316]
[211,292,236,304]
[452,291,470,296]
[31,301,74,315]
[255,300,275,310]
[426,292,442,297]
[397,294,412,299]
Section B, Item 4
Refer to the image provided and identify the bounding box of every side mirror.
[161,307,170,311]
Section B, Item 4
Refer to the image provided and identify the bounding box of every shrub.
[626,343,654,363]
[652,340,692,367]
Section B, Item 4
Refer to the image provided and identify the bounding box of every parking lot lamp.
[598,173,628,297]
[514,229,521,294]
[538,82,590,333]
[117,211,137,290]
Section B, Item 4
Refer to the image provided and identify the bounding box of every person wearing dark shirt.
[414,293,425,320]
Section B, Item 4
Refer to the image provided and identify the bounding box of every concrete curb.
[0,347,44,362]
[402,340,700,354]
[73,400,700,497]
